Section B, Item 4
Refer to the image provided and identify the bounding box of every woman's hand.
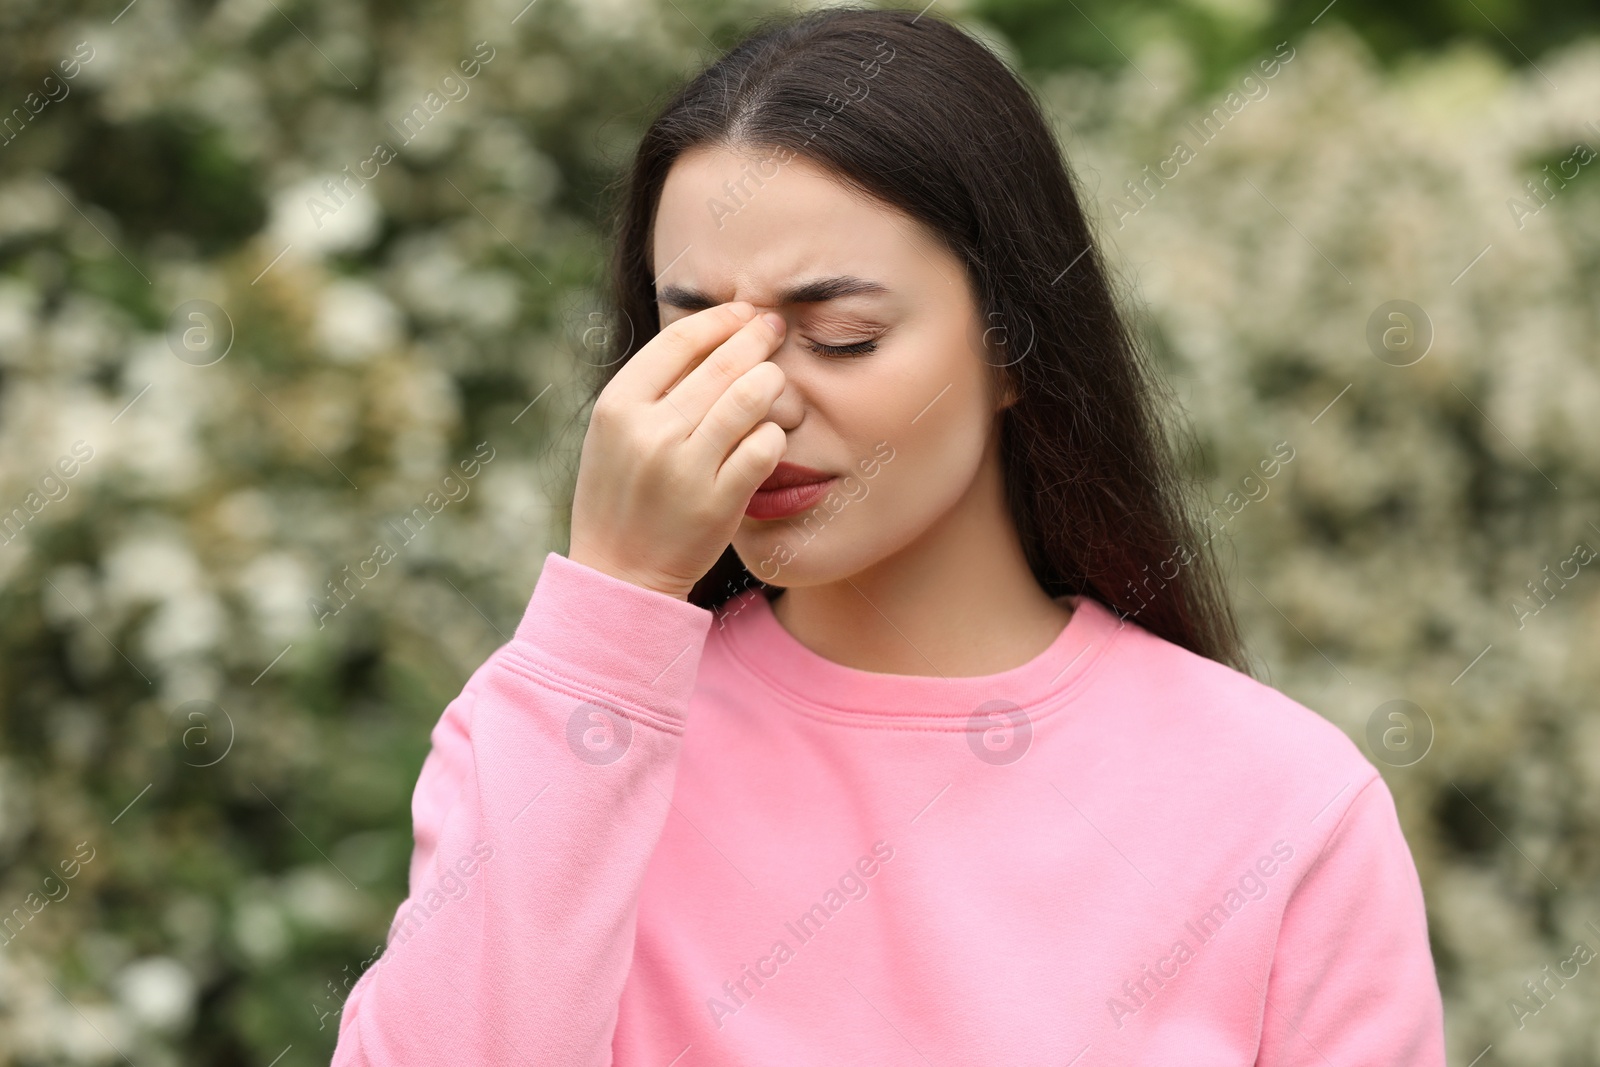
[568,301,789,600]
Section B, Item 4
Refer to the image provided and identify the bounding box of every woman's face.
[652,144,1011,589]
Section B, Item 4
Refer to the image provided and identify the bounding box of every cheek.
[876,318,995,468]
[827,340,989,518]
[865,367,991,526]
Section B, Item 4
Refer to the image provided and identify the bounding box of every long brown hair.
[589,5,1253,676]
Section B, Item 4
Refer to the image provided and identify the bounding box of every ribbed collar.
[716,588,1126,728]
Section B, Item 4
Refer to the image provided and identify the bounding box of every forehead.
[651,144,930,304]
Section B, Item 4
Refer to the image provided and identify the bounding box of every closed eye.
[803,338,879,357]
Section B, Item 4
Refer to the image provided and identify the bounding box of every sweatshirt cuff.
[508,551,714,725]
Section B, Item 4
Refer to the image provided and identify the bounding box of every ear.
[994,371,1020,412]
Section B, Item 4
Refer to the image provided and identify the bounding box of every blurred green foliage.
[975,0,1600,89]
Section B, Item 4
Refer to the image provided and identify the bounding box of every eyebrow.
[655,275,891,309]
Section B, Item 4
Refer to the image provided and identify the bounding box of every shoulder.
[1085,608,1382,825]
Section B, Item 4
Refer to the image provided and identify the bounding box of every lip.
[758,462,834,492]
[746,462,835,521]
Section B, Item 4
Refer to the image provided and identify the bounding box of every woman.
[331,7,1446,1065]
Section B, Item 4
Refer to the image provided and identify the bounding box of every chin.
[731,526,899,590]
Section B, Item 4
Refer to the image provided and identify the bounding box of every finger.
[715,419,787,509]
[684,360,786,484]
[663,310,785,429]
[610,301,757,404]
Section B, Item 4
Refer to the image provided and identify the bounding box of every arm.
[1255,772,1447,1067]
[330,551,713,1066]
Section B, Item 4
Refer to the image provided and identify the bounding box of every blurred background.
[1,0,1598,1062]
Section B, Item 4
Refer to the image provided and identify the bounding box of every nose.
[750,309,803,432]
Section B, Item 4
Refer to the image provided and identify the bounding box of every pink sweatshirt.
[329,551,1447,1066]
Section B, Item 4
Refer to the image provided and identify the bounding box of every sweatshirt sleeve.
[1255,772,1447,1067]
[329,551,713,1067]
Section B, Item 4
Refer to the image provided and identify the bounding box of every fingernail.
[731,301,756,318]
[761,312,785,334]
